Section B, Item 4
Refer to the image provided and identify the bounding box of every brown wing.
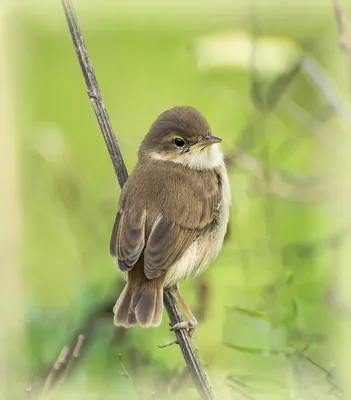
[110,158,221,277]
[143,216,200,279]
[110,208,146,271]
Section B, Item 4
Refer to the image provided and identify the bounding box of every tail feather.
[114,279,164,328]
[126,309,137,326]
[113,284,134,326]
[135,288,156,327]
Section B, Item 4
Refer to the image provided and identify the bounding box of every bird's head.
[139,106,223,171]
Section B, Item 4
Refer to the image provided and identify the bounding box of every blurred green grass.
[9,3,347,399]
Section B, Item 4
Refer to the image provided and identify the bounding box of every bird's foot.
[170,319,197,332]
[158,319,197,348]
[170,318,197,336]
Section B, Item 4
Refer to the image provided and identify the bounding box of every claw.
[159,320,197,348]
[157,339,179,348]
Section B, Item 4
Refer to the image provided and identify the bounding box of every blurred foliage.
[6,1,351,398]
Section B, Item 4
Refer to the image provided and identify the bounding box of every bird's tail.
[113,271,164,328]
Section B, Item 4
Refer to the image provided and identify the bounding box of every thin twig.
[332,0,351,52]
[60,334,84,384]
[42,346,70,391]
[292,346,344,396]
[29,291,125,397]
[118,353,133,382]
[26,372,35,394]
[117,353,143,398]
[60,1,216,399]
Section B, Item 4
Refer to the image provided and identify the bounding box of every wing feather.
[111,159,221,277]
[110,208,146,271]
[144,217,199,279]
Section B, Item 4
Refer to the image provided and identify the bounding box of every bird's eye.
[173,138,185,147]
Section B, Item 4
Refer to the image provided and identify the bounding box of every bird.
[110,106,231,336]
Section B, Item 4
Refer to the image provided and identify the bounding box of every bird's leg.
[158,284,197,348]
[170,284,198,332]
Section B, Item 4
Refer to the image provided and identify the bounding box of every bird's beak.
[200,134,222,147]
[188,134,222,151]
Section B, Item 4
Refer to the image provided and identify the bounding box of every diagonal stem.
[60,1,217,399]
[61,0,128,188]
[163,290,216,399]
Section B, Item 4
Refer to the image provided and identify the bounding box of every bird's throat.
[150,144,224,171]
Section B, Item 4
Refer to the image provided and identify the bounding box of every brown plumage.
[110,106,230,328]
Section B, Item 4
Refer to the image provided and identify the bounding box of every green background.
[7,1,351,398]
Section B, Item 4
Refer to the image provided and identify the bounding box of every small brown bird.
[110,106,231,334]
